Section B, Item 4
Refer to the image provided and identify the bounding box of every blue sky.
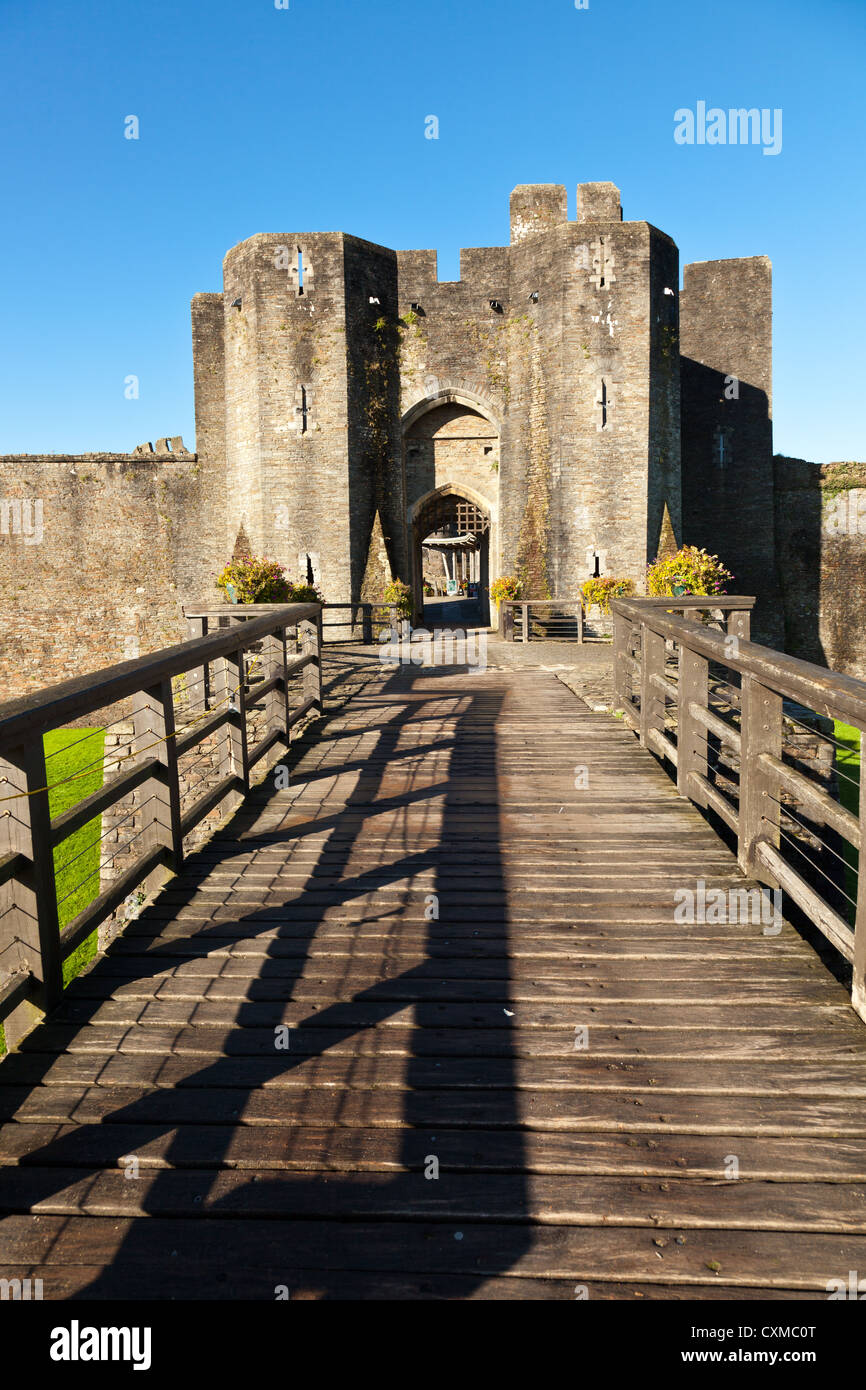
[0,0,863,462]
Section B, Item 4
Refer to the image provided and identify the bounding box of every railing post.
[362,605,373,645]
[677,644,709,806]
[728,609,751,642]
[185,616,209,714]
[522,604,530,645]
[263,626,290,751]
[738,674,782,882]
[300,612,323,712]
[133,678,184,892]
[853,729,866,1021]
[612,607,628,709]
[576,602,584,644]
[0,741,63,1036]
[212,646,249,816]
[639,624,665,748]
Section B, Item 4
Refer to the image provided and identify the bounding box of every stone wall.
[680,256,782,645]
[0,448,223,700]
[774,457,866,679]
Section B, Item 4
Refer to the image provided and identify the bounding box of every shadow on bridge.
[2,650,533,1298]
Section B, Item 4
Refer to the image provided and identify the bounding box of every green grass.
[44,728,106,984]
[0,728,105,1055]
[834,721,861,925]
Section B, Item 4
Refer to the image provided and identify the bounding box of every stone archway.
[402,395,499,626]
[409,484,492,627]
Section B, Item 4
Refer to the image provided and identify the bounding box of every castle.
[191,179,776,630]
[1,180,864,697]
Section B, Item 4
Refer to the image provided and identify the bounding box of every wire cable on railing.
[44,675,215,768]
[43,708,144,765]
[766,791,860,876]
[57,822,154,907]
[763,817,860,912]
[680,729,742,784]
[687,726,741,757]
[53,796,157,897]
[781,704,863,754]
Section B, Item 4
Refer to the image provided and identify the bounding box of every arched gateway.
[402,393,499,627]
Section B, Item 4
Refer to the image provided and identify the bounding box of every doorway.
[411,489,490,627]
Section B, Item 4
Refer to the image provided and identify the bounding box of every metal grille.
[416,493,490,537]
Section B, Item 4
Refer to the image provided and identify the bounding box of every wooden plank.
[0,1263,821,1300]
[210,655,246,819]
[12,1035,866,1092]
[4,1122,865,1182]
[2,1079,863,1133]
[49,756,160,847]
[6,1048,866,1101]
[299,617,323,711]
[760,750,859,850]
[1,1214,864,1289]
[2,1169,865,1233]
[132,680,183,886]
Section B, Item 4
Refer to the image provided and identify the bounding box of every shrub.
[490,575,522,606]
[384,578,412,618]
[216,556,324,605]
[288,581,325,604]
[581,576,634,614]
[217,555,290,604]
[646,545,734,598]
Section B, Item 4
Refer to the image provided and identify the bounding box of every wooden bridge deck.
[1,656,865,1299]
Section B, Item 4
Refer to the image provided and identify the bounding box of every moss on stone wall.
[820,461,866,502]
[515,328,552,599]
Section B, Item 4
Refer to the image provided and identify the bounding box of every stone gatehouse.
[0,179,863,696]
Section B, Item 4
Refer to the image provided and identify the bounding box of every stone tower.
[190,181,774,631]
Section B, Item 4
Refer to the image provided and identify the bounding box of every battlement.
[509,184,568,244]
[576,181,623,223]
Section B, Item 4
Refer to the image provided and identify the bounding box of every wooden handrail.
[612,596,866,1022]
[500,599,585,644]
[0,604,323,1047]
[185,602,400,646]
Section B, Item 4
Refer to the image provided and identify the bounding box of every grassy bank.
[0,728,105,1054]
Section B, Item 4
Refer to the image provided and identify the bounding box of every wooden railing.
[187,602,399,648]
[612,596,866,1021]
[500,599,585,643]
[321,602,400,643]
[0,604,322,1047]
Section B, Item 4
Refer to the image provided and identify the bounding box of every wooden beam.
[639,626,665,749]
[739,676,782,883]
[0,740,63,1041]
[132,681,183,895]
[211,651,249,818]
[677,646,709,805]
